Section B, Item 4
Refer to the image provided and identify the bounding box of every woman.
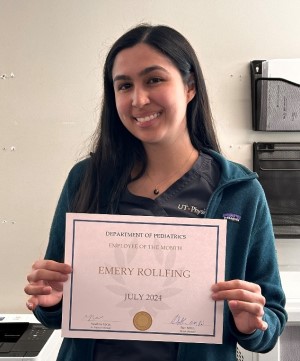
[24,24,287,361]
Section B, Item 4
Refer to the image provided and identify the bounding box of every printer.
[0,314,62,360]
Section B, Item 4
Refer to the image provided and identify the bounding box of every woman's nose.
[131,87,150,108]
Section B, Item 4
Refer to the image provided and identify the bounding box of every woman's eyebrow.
[139,65,169,76]
[113,65,169,83]
[113,74,131,83]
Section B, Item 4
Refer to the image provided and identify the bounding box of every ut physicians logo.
[177,204,206,216]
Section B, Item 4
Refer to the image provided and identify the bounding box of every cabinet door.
[237,344,279,361]
[279,325,300,361]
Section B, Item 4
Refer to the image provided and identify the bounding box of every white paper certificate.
[62,213,227,344]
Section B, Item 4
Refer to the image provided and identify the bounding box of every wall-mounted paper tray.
[253,142,300,238]
[250,60,300,131]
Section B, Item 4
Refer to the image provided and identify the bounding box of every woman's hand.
[24,260,72,311]
[211,279,268,334]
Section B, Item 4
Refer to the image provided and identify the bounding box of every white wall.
[1,0,300,313]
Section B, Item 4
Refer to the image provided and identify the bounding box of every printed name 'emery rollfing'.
[98,266,191,278]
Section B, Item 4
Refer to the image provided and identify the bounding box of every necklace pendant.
[154,188,160,195]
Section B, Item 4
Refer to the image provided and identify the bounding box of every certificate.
[62,213,227,344]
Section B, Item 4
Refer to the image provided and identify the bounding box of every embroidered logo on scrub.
[223,213,241,222]
[178,204,206,216]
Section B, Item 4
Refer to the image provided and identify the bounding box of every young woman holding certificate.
[24,24,287,361]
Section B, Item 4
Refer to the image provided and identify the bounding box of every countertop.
[280,271,300,324]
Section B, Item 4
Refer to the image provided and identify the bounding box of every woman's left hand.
[211,280,268,334]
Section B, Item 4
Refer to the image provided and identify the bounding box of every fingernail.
[211,284,218,291]
[26,302,33,310]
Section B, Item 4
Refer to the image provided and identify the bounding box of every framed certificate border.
[62,213,226,344]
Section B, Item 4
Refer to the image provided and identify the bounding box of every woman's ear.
[186,73,196,102]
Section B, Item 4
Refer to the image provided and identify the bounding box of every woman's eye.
[117,83,131,91]
[148,77,163,84]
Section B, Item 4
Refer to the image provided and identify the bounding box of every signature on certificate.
[83,314,104,322]
[170,314,204,327]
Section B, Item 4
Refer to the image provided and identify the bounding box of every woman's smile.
[135,111,161,123]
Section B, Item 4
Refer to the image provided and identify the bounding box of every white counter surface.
[280,271,300,324]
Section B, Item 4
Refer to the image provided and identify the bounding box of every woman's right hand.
[24,260,72,311]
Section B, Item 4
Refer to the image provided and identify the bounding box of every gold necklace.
[146,149,197,195]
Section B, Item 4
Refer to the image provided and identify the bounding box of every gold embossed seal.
[133,311,152,331]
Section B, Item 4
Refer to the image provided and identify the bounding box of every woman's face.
[112,43,195,148]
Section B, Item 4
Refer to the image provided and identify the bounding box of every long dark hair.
[72,24,220,214]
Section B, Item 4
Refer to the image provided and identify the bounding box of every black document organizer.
[250,60,300,131]
[253,142,300,238]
